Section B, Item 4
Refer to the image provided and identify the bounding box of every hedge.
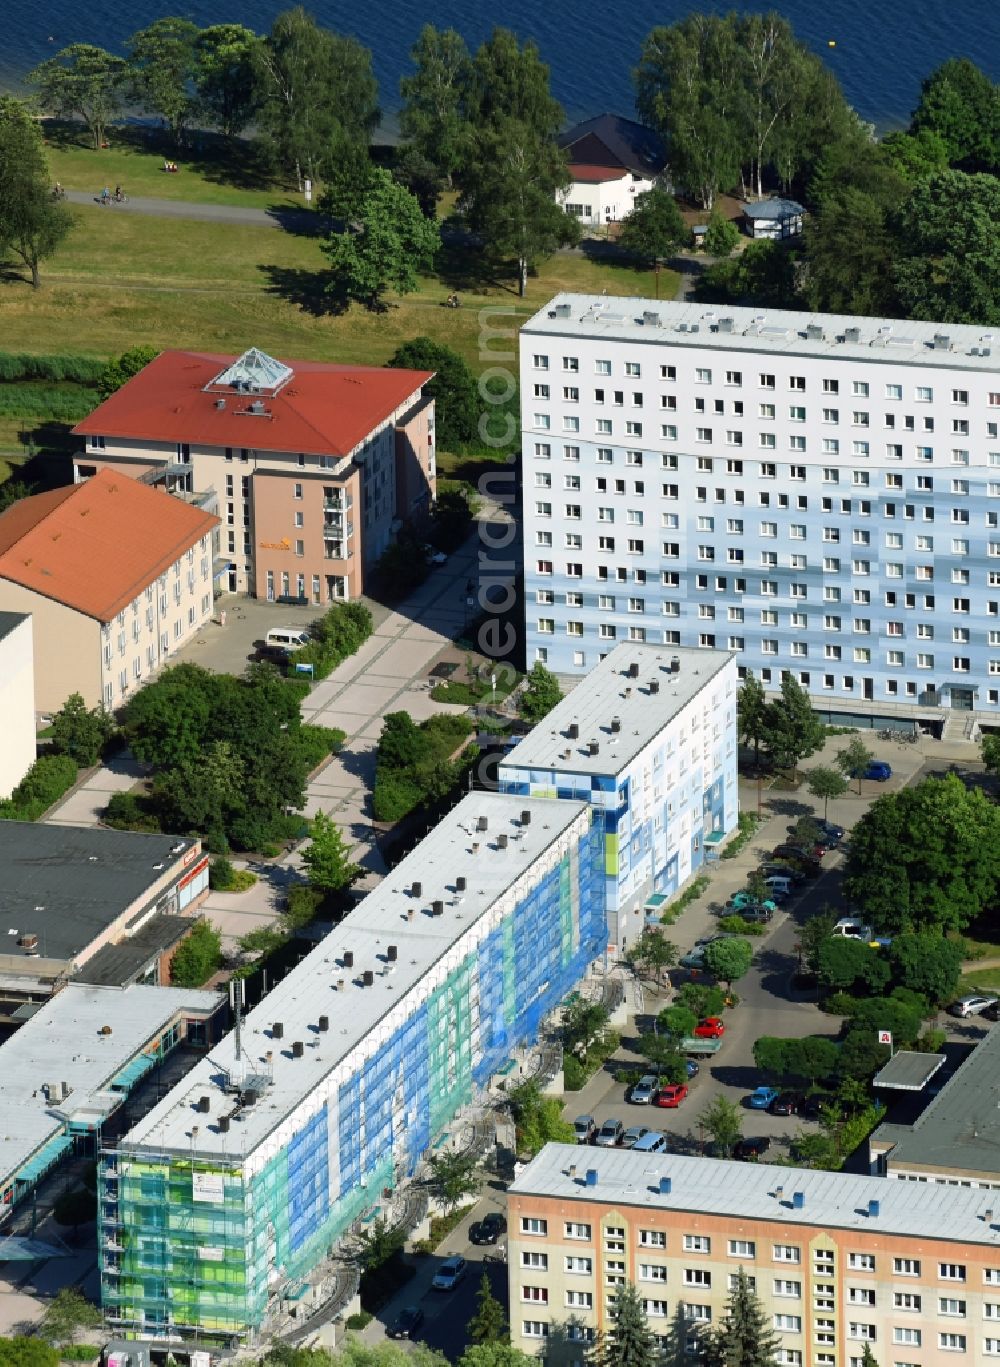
[0,753,77,821]
[0,352,106,384]
[0,384,100,421]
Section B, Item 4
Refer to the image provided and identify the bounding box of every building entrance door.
[863,678,874,701]
[951,687,975,710]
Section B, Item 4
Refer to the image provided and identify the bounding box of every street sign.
[294,662,314,677]
[878,1030,893,1046]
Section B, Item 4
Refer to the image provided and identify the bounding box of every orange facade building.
[72,347,435,602]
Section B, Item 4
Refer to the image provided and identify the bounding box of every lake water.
[3,0,999,132]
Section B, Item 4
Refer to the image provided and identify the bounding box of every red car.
[653,1083,688,1108]
[694,1017,726,1039]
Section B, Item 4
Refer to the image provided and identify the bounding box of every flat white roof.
[120,794,590,1160]
[503,644,733,777]
[511,1144,1000,1248]
[522,295,1000,373]
[0,983,220,1187]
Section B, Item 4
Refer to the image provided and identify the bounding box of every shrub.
[209,855,235,890]
[170,920,222,987]
[718,914,766,936]
[0,351,106,384]
[660,874,711,922]
[292,601,374,680]
[285,883,324,930]
[720,811,761,859]
[562,1055,586,1090]
[295,723,345,771]
[57,1347,102,1362]
[0,753,78,821]
[102,790,162,832]
[345,1311,373,1331]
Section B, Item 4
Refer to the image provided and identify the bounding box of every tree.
[835,735,874,795]
[636,1033,687,1084]
[858,1345,880,1367]
[468,1272,507,1346]
[388,337,478,450]
[126,18,200,144]
[392,145,446,217]
[838,1030,891,1082]
[753,1035,839,1086]
[51,1186,96,1234]
[155,739,246,837]
[698,1095,742,1156]
[39,1287,101,1343]
[817,938,890,994]
[798,908,837,974]
[594,1281,658,1367]
[325,169,438,310]
[656,1004,697,1041]
[353,1218,405,1274]
[97,344,159,399]
[616,188,686,267]
[983,732,1000,776]
[459,1350,535,1367]
[881,127,950,182]
[519,661,563,722]
[702,208,740,256]
[460,29,576,295]
[427,1149,480,1215]
[737,670,768,766]
[886,932,963,1005]
[806,765,848,818]
[0,98,73,289]
[50,691,114,766]
[630,927,677,986]
[761,673,825,772]
[701,937,752,990]
[699,1266,780,1367]
[910,57,1000,171]
[0,479,35,514]
[194,24,261,140]
[300,811,360,895]
[506,1080,575,1154]
[29,44,127,151]
[170,918,222,987]
[255,8,378,190]
[753,1035,793,1078]
[676,981,727,1018]
[745,869,770,903]
[892,170,1000,325]
[844,774,1000,935]
[399,26,472,188]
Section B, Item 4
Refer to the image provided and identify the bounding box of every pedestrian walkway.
[63,187,314,231]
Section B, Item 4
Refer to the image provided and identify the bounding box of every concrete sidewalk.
[64,187,315,231]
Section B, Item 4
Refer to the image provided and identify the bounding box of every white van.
[633,1131,669,1154]
[832,917,873,941]
[265,627,311,655]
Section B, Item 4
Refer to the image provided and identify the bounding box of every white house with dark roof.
[743,197,804,239]
[557,114,666,225]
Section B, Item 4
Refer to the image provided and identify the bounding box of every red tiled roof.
[0,470,219,622]
[567,163,628,184]
[72,351,433,458]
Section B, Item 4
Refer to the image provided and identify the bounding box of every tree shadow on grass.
[435,236,514,295]
[264,201,330,238]
[258,262,346,316]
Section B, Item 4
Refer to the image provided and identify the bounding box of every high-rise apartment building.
[509,1144,1000,1365]
[520,296,1000,727]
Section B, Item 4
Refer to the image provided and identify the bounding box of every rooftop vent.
[717,317,734,334]
[432,899,445,916]
[774,1184,784,1202]
[318,1015,329,1031]
[342,951,354,969]
[844,326,861,343]
[868,1198,880,1218]
[214,398,226,410]
[521,809,531,825]
[554,303,572,318]
[456,876,467,892]
[642,311,661,327]
[792,1191,805,1210]
[586,1168,599,1187]
[362,970,374,987]
[18,933,38,953]
[568,722,580,740]
[272,1022,284,1040]
[670,656,681,674]
[659,1176,672,1195]
[629,662,640,679]
[477,816,488,832]
[248,399,267,415]
[411,881,422,898]
[933,333,952,351]
[497,833,509,850]
[198,1096,210,1114]
[589,740,600,756]
[292,1040,304,1058]
[387,945,398,962]
[611,716,622,734]
[649,679,660,695]
[218,1115,230,1133]
[805,323,825,341]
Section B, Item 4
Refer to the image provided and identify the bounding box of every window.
[940,1264,966,1282]
[939,1298,966,1316]
[521,1287,548,1304]
[565,1290,592,1309]
[893,1292,921,1310]
[774,1246,801,1264]
[696,367,712,384]
[939,1334,966,1352]
[849,1324,876,1341]
[522,1322,548,1339]
[683,1235,710,1253]
[684,1269,711,1287]
[893,1328,921,1346]
[565,1222,591,1240]
[774,1280,801,1298]
[638,1262,667,1283]
[640,1230,667,1248]
[774,1314,802,1332]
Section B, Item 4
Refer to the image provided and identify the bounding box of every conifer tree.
[699,1267,779,1367]
[593,1281,658,1367]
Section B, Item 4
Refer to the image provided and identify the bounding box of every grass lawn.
[44,121,288,210]
[957,967,1000,995]
[0,208,677,372]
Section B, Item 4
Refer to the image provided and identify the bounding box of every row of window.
[535,442,1000,473]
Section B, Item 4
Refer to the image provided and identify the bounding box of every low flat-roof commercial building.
[509,1143,1000,1364]
[0,983,222,1219]
[499,643,738,952]
[73,346,435,602]
[0,469,219,714]
[0,611,34,798]
[872,1026,1000,1187]
[101,793,606,1347]
[0,823,209,1018]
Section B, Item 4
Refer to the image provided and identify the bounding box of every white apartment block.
[520,296,1000,730]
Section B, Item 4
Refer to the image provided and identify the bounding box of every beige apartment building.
[72,346,435,600]
[0,611,35,797]
[0,470,218,714]
[509,1144,1000,1366]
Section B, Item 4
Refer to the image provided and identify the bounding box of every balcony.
[323,493,353,511]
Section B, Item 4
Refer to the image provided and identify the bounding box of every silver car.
[949,994,999,1018]
[595,1118,624,1147]
[630,1074,658,1105]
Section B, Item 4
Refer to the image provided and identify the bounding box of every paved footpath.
[63,187,315,231]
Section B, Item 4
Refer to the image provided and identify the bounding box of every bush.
[345,1311,373,1331]
[0,753,78,821]
[372,711,475,823]
[0,351,106,384]
[295,723,345,771]
[209,855,235,890]
[102,790,162,832]
[562,1055,586,1090]
[170,920,222,987]
[57,1347,102,1362]
[718,914,766,936]
[660,874,711,922]
[0,383,100,421]
[720,811,761,859]
[285,883,324,930]
[291,601,374,681]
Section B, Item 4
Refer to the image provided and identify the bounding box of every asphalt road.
[62,187,316,231]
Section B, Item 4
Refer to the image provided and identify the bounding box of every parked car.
[747,1085,780,1110]
[772,843,824,863]
[727,892,778,914]
[694,1017,726,1039]
[983,1001,1000,1022]
[759,862,806,885]
[622,1124,651,1148]
[596,1118,625,1147]
[573,1114,597,1144]
[633,1130,669,1154]
[832,917,874,941]
[734,1136,772,1161]
[800,1093,835,1121]
[391,1306,425,1339]
[653,1083,689,1108]
[854,760,892,781]
[734,904,773,924]
[423,545,448,566]
[470,1212,506,1245]
[949,994,999,1019]
[432,1256,467,1291]
[769,1092,804,1116]
[762,875,795,898]
[630,1074,658,1106]
[679,933,737,969]
[686,1059,700,1079]
[815,820,845,845]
